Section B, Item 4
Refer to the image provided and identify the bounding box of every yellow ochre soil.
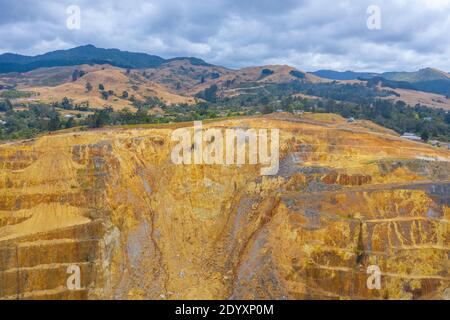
[0,114,449,299]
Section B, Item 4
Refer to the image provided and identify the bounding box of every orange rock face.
[0,114,449,300]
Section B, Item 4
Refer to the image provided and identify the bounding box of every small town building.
[401,132,421,141]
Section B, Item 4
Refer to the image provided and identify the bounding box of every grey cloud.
[0,0,449,72]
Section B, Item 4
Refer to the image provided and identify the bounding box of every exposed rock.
[0,115,449,299]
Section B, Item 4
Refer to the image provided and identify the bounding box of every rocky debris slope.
[0,114,449,299]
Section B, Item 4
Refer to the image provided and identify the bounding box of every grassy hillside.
[382,68,450,82]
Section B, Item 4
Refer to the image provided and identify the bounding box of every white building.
[401,132,421,141]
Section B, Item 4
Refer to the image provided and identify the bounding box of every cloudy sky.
[0,0,449,72]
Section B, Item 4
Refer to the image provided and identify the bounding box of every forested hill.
[0,44,211,73]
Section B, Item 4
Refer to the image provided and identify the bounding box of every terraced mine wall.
[0,115,449,299]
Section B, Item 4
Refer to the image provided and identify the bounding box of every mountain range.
[1,44,448,82]
[0,45,449,109]
[312,68,450,96]
[0,44,211,74]
[312,68,450,82]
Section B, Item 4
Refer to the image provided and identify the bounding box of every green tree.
[89,107,112,128]
[48,115,61,131]
[65,117,75,129]
[101,91,109,100]
[196,84,218,102]
[85,82,93,92]
[445,112,450,125]
[0,99,13,112]
[72,70,79,82]
[262,105,274,114]
[196,102,209,116]
[61,97,72,110]
[5,99,13,111]
[261,69,274,76]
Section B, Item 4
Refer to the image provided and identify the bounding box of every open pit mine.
[0,114,449,300]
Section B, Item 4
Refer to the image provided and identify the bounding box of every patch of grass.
[0,90,35,99]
